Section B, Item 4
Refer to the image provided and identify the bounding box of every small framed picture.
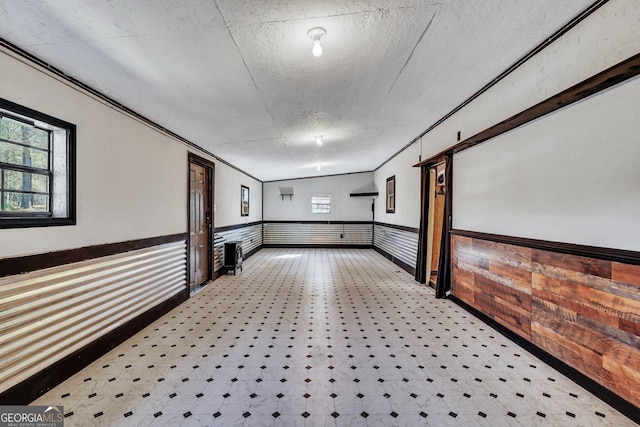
[386,176,395,213]
[241,185,249,216]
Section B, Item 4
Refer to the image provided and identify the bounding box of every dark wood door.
[189,162,210,293]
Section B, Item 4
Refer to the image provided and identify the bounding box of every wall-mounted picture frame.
[241,185,249,216]
[386,175,395,213]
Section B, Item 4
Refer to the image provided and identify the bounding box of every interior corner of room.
[0,0,639,423]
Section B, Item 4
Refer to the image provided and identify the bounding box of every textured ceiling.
[0,0,593,181]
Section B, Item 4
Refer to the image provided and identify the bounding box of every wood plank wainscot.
[452,233,640,410]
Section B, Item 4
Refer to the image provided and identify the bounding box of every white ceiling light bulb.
[315,135,323,147]
[307,27,326,57]
[312,39,323,57]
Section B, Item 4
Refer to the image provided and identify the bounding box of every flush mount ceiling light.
[315,135,323,147]
[307,27,326,57]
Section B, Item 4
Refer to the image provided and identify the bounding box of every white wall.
[0,47,261,259]
[453,76,640,251]
[374,142,421,227]
[263,172,374,221]
[419,0,640,161]
[400,0,640,252]
[215,164,262,228]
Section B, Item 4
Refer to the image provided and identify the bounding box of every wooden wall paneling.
[452,235,532,339]
[451,264,474,304]
[531,273,621,328]
[475,273,531,312]
[619,318,640,337]
[473,289,531,339]
[531,253,640,407]
[532,249,611,278]
[488,260,532,287]
[533,276,633,337]
[451,233,640,411]
[530,318,615,389]
[612,262,640,287]
[603,355,640,405]
[471,238,532,266]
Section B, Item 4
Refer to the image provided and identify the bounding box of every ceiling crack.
[225,5,433,29]
[212,0,281,133]
[375,12,437,116]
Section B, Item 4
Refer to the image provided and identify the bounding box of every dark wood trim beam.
[349,192,379,197]
[0,233,188,278]
[374,222,419,234]
[214,221,263,233]
[415,52,640,167]
[451,229,640,266]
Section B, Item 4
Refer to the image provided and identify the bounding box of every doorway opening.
[426,162,446,288]
[188,153,214,296]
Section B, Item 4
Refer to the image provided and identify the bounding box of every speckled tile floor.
[32,248,635,426]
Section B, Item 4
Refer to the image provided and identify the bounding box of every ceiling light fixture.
[307,27,326,57]
[315,135,323,147]
[317,164,322,171]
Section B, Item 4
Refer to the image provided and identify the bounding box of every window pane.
[1,100,74,226]
[31,149,49,169]
[311,195,331,214]
[2,192,49,213]
[0,141,49,170]
[0,117,49,149]
[2,170,49,192]
[0,117,23,140]
[0,141,23,165]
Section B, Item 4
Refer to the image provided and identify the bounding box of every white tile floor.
[32,249,635,426]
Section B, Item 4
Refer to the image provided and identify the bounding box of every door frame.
[425,162,446,287]
[187,152,214,294]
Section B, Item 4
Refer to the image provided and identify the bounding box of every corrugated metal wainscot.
[263,222,372,246]
[213,223,263,273]
[0,240,187,394]
[373,223,419,273]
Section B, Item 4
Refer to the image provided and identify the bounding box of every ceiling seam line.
[230,7,419,27]
[374,0,611,172]
[212,0,281,134]
[374,12,436,117]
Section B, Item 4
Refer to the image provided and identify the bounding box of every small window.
[311,195,331,214]
[0,98,75,228]
[386,175,395,213]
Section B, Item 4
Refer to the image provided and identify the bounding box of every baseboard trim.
[372,246,416,276]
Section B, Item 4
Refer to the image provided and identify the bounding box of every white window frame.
[311,195,331,214]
